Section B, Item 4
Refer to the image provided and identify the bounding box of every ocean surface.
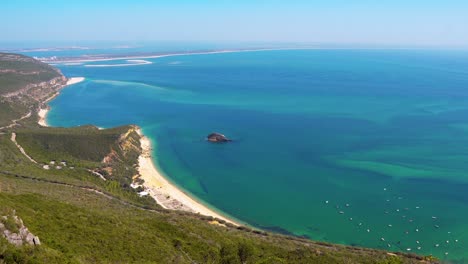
[46,49,468,262]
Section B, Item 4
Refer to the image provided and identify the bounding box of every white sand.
[84,60,152,67]
[37,77,85,127]
[136,128,239,226]
[66,77,85,85]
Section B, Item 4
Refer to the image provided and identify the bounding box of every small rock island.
[207,132,231,143]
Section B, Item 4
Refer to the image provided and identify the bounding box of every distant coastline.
[37,47,313,65]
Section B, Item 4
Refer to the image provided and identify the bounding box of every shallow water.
[49,49,468,261]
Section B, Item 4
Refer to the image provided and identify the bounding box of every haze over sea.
[40,49,468,262]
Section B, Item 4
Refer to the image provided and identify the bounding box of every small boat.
[434,225,440,228]
[339,211,344,214]
[367,229,371,233]
[432,216,438,219]
[388,224,393,227]
[417,247,421,250]
[380,237,385,241]
[435,244,440,247]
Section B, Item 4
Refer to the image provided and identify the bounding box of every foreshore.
[38,77,85,127]
[135,128,240,226]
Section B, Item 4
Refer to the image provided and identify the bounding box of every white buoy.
[384,188,387,191]
[455,239,459,243]
[325,200,329,204]
[415,228,419,232]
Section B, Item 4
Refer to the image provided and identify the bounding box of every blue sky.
[1,0,468,47]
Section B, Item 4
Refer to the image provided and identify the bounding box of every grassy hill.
[0,53,434,263]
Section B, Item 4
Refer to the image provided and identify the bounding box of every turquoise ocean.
[44,49,468,262]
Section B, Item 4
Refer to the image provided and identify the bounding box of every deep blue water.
[48,49,468,262]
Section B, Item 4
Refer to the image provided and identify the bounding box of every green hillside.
[0,54,434,263]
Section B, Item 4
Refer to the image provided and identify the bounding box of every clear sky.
[1,0,468,47]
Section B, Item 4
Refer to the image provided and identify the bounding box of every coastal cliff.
[0,53,67,128]
[0,53,435,263]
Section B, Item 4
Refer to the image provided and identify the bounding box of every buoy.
[359,223,362,226]
[325,200,329,204]
[346,204,350,207]
[349,218,353,221]
[384,188,387,191]
[367,229,370,233]
[455,239,459,243]
[415,228,419,232]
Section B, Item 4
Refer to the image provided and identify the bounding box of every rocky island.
[207,132,231,143]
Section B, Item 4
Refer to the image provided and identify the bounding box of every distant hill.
[0,53,434,263]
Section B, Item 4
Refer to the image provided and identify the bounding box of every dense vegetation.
[0,53,434,263]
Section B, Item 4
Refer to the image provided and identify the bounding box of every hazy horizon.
[2,0,468,49]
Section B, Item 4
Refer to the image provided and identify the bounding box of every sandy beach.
[38,77,85,127]
[135,128,240,226]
